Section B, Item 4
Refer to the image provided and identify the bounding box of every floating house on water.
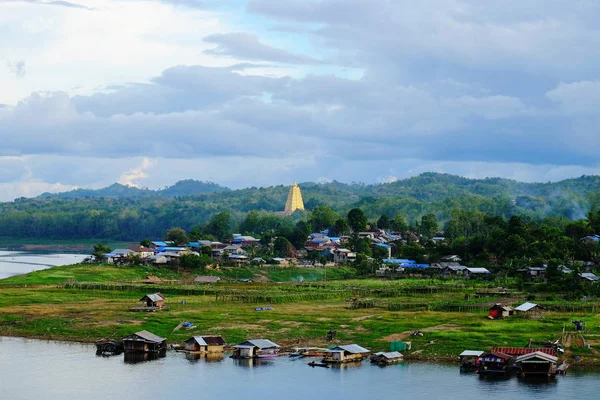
[184,336,226,353]
[370,351,403,365]
[323,344,371,364]
[459,350,484,372]
[232,339,280,359]
[516,351,558,378]
[123,330,167,353]
[477,351,515,376]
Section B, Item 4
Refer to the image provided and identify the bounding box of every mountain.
[3,173,600,241]
[39,180,229,199]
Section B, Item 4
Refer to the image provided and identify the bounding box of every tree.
[140,239,152,247]
[165,227,189,245]
[347,208,368,232]
[273,237,295,258]
[419,214,438,239]
[92,243,112,261]
[391,213,409,233]
[330,218,350,237]
[309,205,340,231]
[179,253,212,269]
[377,215,391,230]
[291,220,312,249]
[204,211,232,242]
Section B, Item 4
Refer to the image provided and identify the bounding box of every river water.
[0,251,89,279]
[1,337,599,400]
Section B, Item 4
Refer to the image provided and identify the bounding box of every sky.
[1,0,600,201]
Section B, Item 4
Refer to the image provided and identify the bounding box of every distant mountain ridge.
[39,179,230,199]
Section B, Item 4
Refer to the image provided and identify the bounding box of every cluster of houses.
[518,264,600,283]
[376,255,492,278]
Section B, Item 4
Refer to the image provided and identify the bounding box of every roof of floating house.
[186,336,226,346]
[491,347,556,356]
[516,351,558,364]
[373,351,403,359]
[126,330,166,343]
[329,344,370,354]
[460,350,484,357]
[234,339,280,349]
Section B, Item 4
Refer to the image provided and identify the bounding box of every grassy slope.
[1,265,599,364]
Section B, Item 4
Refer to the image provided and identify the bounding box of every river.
[1,337,599,400]
[0,251,89,279]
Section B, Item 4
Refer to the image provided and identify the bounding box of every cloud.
[2,0,93,10]
[118,157,156,187]
[203,32,324,64]
[6,60,26,78]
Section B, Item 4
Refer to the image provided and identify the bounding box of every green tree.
[347,208,368,232]
[179,253,212,269]
[377,215,391,230]
[391,213,409,233]
[204,211,232,242]
[330,218,350,236]
[140,239,152,247]
[419,213,439,239]
[273,237,295,258]
[165,227,189,245]
[92,243,112,261]
[309,205,340,231]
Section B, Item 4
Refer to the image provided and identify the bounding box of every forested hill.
[2,172,600,241]
[38,180,229,199]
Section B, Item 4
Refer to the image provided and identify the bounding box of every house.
[149,241,168,249]
[443,265,468,275]
[251,257,266,265]
[333,248,357,264]
[127,245,154,258]
[229,254,249,264]
[139,293,165,308]
[194,276,221,284]
[232,339,280,359]
[146,254,168,265]
[516,351,558,378]
[222,244,246,255]
[459,350,484,371]
[441,255,462,262]
[184,336,226,353]
[272,257,289,266]
[491,347,556,357]
[322,344,371,363]
[488,304,514,319]
[464,267,491,278]
[581,235,600,244]
[580,272,600,282]
[123,330,167,353]
[514,302,543,314]
[370,351,403,364]
[105,248,134,264]
[477,351,514,376]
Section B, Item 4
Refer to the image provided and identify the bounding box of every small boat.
[308,361,329,368]
[95,339,123,354]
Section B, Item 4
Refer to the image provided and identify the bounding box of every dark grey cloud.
[203,32,323,64]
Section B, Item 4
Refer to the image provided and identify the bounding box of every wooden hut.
[477,351,515,376]
[123,330,167,353]
[323,344,371,364]
[514,302,544,317]
[184,336,226,353]
[370,351,403,365]
[516,351,558,378]
[232,339,280,359]
[139,293,165,308]
[488,304,514,319]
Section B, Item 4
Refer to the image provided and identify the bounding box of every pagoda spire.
[284,182,305,213]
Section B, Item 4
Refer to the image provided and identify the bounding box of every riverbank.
[1,264,600,365]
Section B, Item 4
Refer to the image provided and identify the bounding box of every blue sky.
[0,0,599,200]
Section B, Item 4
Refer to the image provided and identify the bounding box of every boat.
[308,361,329,368]
[290,347,329,358]
[95,339,123,354]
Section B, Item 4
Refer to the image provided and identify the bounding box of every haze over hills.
[1,172,598,241]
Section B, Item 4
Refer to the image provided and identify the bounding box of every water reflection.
[124,350,166,364]
[232,358,274,368]
[184,352,224,363]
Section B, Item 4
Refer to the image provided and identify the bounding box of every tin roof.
[194,276,221,283]
[128,330,166,343]
[481,351,512,361]
[234,339,279,349]
[515,351,558,364]
[140,293,165,302]
[374,351,403,359]
[330,344,370,354]
[460,350,484,357]
[187,336,225,346]
[491,347,556,356]
[515,302,539,311]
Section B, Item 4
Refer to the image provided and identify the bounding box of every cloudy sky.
[1,0,599,200]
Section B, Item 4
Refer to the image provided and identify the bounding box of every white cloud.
[118,157,157,187]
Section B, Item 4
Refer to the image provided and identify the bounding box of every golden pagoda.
[284,182,305,213]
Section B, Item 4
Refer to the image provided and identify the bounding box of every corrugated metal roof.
[140,293,164,302]
[491,347,556,356]
[187,336,226,346]
[234,339,279,349]
[515,351,558,364]
[466,267,490,274]
[515,302,538,311]
[374,351,403,359]
[129,330,166,343]
[460,350,484,357]
[330,344,370,354]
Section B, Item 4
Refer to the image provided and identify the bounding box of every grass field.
[1,264,600,364]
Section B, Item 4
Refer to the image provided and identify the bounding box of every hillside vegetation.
[0,172,599,241]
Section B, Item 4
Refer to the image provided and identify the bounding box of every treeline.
[1,172,600,241]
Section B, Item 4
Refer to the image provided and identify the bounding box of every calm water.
[1,337,599,400]
[0,251,89,279]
